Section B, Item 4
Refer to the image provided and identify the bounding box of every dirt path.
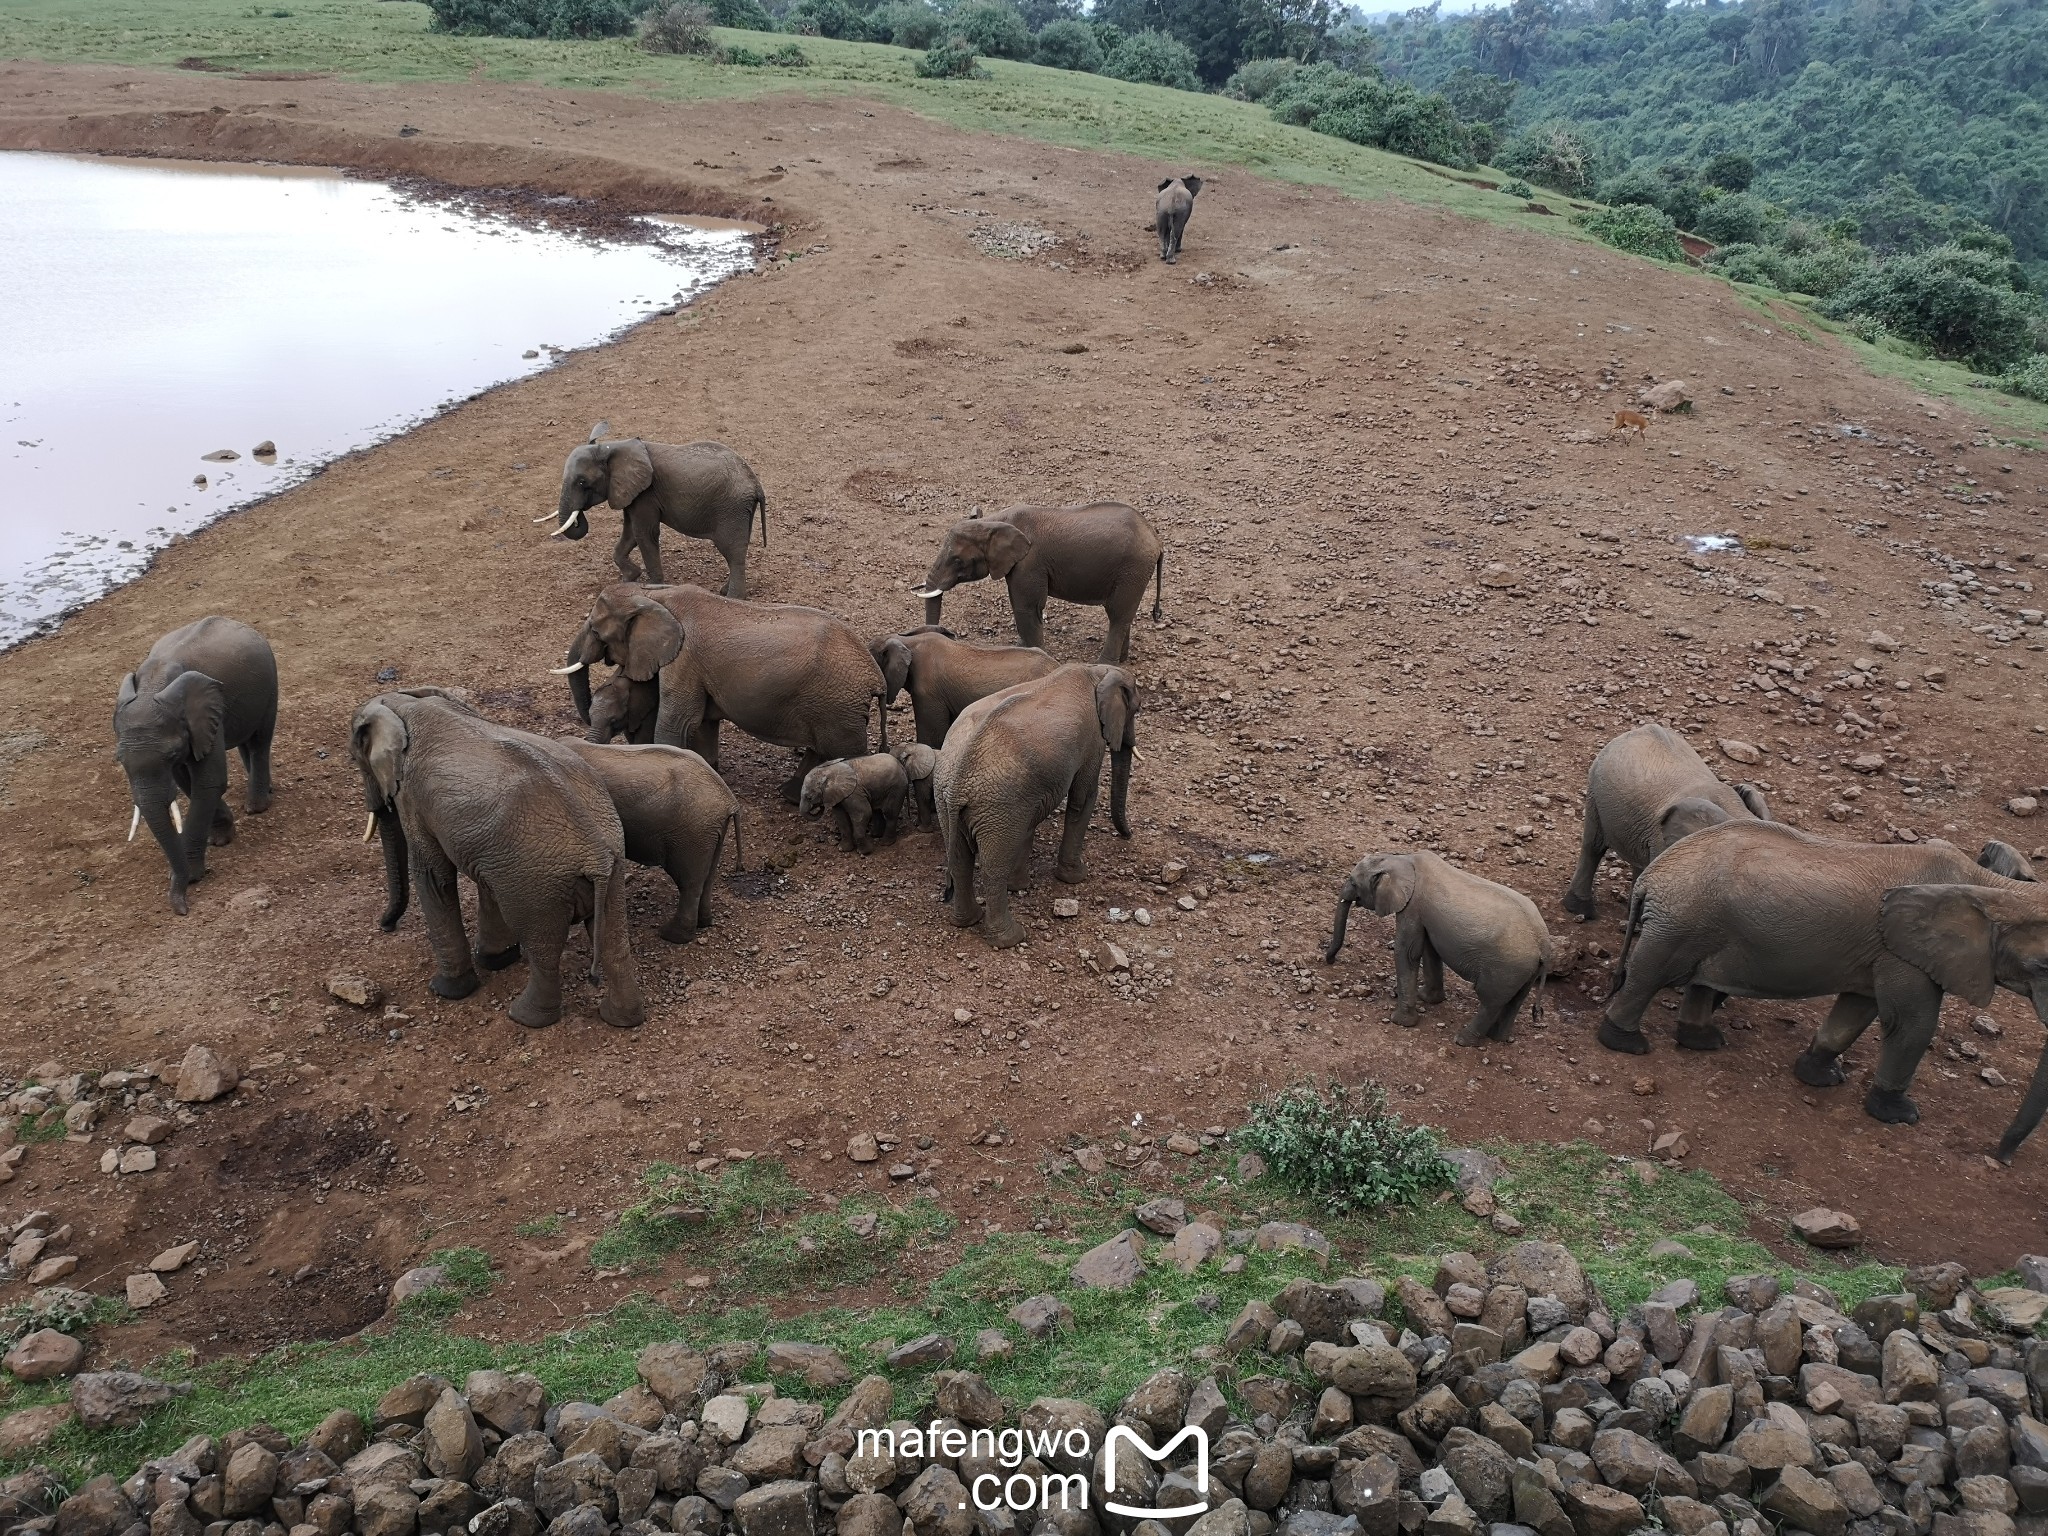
[1,64,2044,1358]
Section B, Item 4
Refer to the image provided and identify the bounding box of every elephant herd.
[107,427,2048,1165]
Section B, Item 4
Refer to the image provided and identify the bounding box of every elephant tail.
[872,688,889,753]
[755,485,769,547]
[1151,551,1165,622]
[726,804,745,874]
[1612,882,1649,994]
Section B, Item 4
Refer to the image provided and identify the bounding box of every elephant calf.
[562,741,740,942]
[1154,174,1202,263]
[114,616,278,915]
[800,755,911,854]
[1565,723,1769,920]
[893,742,938,828]
[1325,852,1554,1046]
[585,671,659,745]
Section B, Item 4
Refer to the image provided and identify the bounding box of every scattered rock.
[327,973,384,1008]
[765,1342,852,1388]
[172,1045,239,1103]
[70,1370,186,1429]
[390,1265,449,1305]
[1008,1294,1073,1338]
[0,1402,74,1454]
[1792,1207,1862,1248]
[125,1272,169,1309]
[3,1328,85,1382]
[884,1334,953,1369]
[1717,739,1762,765]
[1070,1229,1145,1290]
[2010,797,2041,819]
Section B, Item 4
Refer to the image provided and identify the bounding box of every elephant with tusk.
[550,421,768,597]
[114,617,278,915]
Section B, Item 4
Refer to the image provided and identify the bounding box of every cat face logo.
[1101,1425,1210,1519]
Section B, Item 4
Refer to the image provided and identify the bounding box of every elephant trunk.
[923,593,944,627]
[1324,893,1355,964]
[1108,747,1133,838]
[1994,980,2048,1163]
[568,663,595,724]
[374,808,410,932]
[133,782,192,914]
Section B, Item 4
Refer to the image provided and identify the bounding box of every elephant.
[556,583,885,801]
[1978,840,2038,881]
[935,663,1136,949]
[585,670,660,745]
[545,422,767,597]
[915,503,1165,664]
[562,740,740,942]
[893,742,938,828]
[798,754,910,854]
[1869,884,2048,1162]
[114,616,278,914]
[1564,723,1770,919]
[872,626,1059,748]
[1154,175,1202,263]
[1324,852,1553,1045]
[352,689,643,1030]
[1598,820,2032,1123]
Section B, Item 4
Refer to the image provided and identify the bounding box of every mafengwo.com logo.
[853,1422,1210,1518]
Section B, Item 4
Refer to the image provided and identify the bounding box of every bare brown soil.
[2,63,2046,1360]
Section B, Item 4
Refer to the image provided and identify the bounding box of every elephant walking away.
[1324,852,1553,1045]
[1599,820,2031,1124]
[799,754,911,854]
[352,690,643,1030]
[915,502,1164,664]
[872,627,1059,748]
[1154,175,1202,263]
[936,664,1137,949]
[545,422,767,596]
[1564,723,1769,919]
[114,616,278,914]
[562,741,740,943]
[557,583,885,800]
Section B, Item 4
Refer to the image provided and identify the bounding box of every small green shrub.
[1031,18,1101,70]
[721,41,764,60]
[639,0,714,51]
[1706,240,1785,286]
[916,34,985,75]
[1777,241,1870,298]
[867,0,938,44]
[424,0,641,38]
[1,1287,126,1345]
[1497,120,1597,198]
[1223,55,1299,101]
[1101,28,1199,90]
[1694,191,1779,247]
[2000,354,2048,403]
[1820,243,2043,371]
[1237,1078,1454,1213]
[765,39,806,62]
[1575,202,1685,263]
[950,0,1030,58]
[1500,177,1533,198]
[704,0,772,26]
[1467,122,1499,163]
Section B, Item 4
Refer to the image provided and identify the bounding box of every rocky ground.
[0,63,2045,1363]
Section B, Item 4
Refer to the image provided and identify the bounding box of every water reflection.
[0,152,752,648]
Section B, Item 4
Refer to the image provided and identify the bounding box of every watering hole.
[0,152,756,649]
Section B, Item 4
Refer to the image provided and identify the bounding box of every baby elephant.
[800,754,910,854]
[562,742,740,943]
[1155,175,1203,263]
[894,742,938,828]
[1325,852,1554,1046]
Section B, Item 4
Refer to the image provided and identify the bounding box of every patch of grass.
[395,1246,499,1322]
[13,1109,69,1145]
[514,1213,565,1239]
[1,1288,131,1346]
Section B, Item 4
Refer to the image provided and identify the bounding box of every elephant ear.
[587,419,611,444]
[1094,666,1137,754]
[1659,796,1730,849]
[605,439,656,510]
[351,701,408,810]
[984,520,1033,577]
[1735,782,1772,820]
[115,670,139,717]
[876,638,912,705]
[1369,859,1417,916]
[1157,178,1174,192]
[620,600,685,682]
[1183,175,1203,197]
[160,670,226,762]
[1880,885,1998,1006]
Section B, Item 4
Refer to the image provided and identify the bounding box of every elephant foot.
[208,821,235,847]
[506,990,561,1029]
[658,922,696,945]
[1055,862,1086,885]
[1420,986,1446,1006]
[479,944,523,972]
[985,917,1028,949]
[1994,1134,2023,1166]
[430,969,482,1000]
[600,997,645,1029]
[1793,1047,1847,1088]
[1454,1023,1490,1048]
[1863,1087,1920,1125]
[1597,1017,1651,1054]
[168,885,190,917]
[1392,1009,1420,1029]
[1562,888,1594,919]
[247,790,272,814]
[378,910,403,934]
[946,903,983,929]
[1675,1020,1726,1052]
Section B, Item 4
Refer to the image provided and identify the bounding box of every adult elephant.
[544,422,767,597]
[560,740,739,944]
[1153,175,1202,264]
[872,626,1059,748]
[114,617,278,915]
[352,689,643,1030]
[1599,820,2032,1124]
[1564,723,1771,918]
[556,584,884,800]
[915,502,1164,663]
[936,663,1137,949]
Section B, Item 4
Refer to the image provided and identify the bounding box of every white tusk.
[549,661,587,675]
[363,812,379,844]
[128,805,140,842]
[1131,747,1146,762]
[915,588,945,599]
[532,511,562,523]
[549,512,581,537]
[169,801,184,835]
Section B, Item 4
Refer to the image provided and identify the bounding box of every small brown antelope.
[1613,408,1652,439]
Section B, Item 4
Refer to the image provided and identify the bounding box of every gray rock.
[1279,1281,1361,1346]
[1760,1466,1846,1536]
[1439,1430,1515,1522]
[1303,1336,1416,1400]
[1488,1246,1593,1324]
[733,1483,814,1536]
[220,1444,279,1520]
[1186,1377,1230,1437]
[469,1501,542,1536]
[888,1336,955,1371]
[900,1468,971,1536]
[534,1456,615,1522]
[1189,1501,1252,1536]
[71,1372,186,1430]
[1009,1297,1073,1340]
[673,1498,724,1536]
[1244,1445,1294,1511]
[825,1377,895,1435]
[56,1477,136,1536]
[1591,1428,1693,1499]
[730,1428,808,1483]
[699,1470,750,1512]
[306,1410,366,1464]
[1071,1232,1146,1291]
[1226,1302,1281,1354]
[544,1508,610,1536]
[1561,1483,1642,1536]
[765,1344,852,1390]
[834,1494,898,1536]
[464,1373,548,1439]
[638,1346,719,1417]
[354,1486,419,1536]
[5,1329,87,1383]
[375,1375,452,1430]
[1019,1400,1105,1476]
[1135,1199,1187,1235]
[936,1372,1004,1430]
[421,1390,484,1483]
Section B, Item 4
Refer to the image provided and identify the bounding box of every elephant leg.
[506,906,571,1029]
[1597,921,1690,1053]
[716,530,749,600]
[1100,598,1137,665]
[1490,974,1540,1043]
[1007,576,1049,650]
[1563,800,1606,918]
[205,794,236,847]
[1054,772,1097,884]
[1418,937,1446,1006]
[659,849,699,944]
[1674,984,1726,1050]
[944,809,983,929]
[474,879,522,970]
[981,830,1029,948]
[654,682,708,753]
[1866,957,1943,1124]
[1392,917,1427,1027]
[612,525,642,581]
[241,725,275,813]
[1795,993,1876,1086]
[414,844,480,1000]
[638,523,666,585]
[784,749,822,806]
[593,866,644,1028]
[831,805,864,854]
[183,754,233,849]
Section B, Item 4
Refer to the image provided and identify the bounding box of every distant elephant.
[1600,820,2031,1124]
[1564,723,1771,919]
[562,740,740,942]
[799,754,911,854]
[873,626,1059,747]
[1978,840,2038,882]
[545,422,767,596]
[1324,852,1553,1045]
[585,670,660,745]
[936,663,1137,949]
[915,503,1165,664]
[894,742,938,828]
[352,690,643,1030]
[114,617,278,915]
[1154,175,1202,263]
[556,583,885,801]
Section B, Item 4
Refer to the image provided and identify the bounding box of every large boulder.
[1760,1466,1847,1536]
[1438,1429,1514,1523]
[1562,1484,1642,1536]
[422,1388,485,1482]
[765,1343,852,1390]
[1487,1244,1594,1322]
[638,1344,719,1416]
[1304,1335,1416,1401]
[71,1371,185,1429]
[55,1476,135,1536]
[4,1328,86,1383]
[468,1371,549,1437]
[375,1373,453,1429]
[221,1442,280,1519]
[1590,1430,1694,1499]
[899,1467,972,1536]
[1071,1231,1146,1291]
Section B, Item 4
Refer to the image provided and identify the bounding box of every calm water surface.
[0,152,753,648]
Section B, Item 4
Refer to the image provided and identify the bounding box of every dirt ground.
[2,63,2046,1361]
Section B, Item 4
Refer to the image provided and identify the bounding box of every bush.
[1377,92,1472,167]
[1467,122,1499,164]
[1575,203,1685,263]
[1599,167,1665,210]
[869,0,940,45]
[1224,55,1299,101]
[764,38,806,61]
[1266,65,1472,168]
[916,34,985,75]
[1500,177,1533,199]
[722,41,763,59]
[2001,353,2048,403]
[704,0,772,25]
[1703,150,1756,192]
[1820,244,2043,370]
[1694,191,1779,247]
[788,0,860,36]
[425,0,642,37]
[949,0,1030,57]
[1031,18,1101,70]
[1777,241,1870,298]
[1705,241,1786,287]
[639,0,714,50]
[1236,1078,1453,1214]
[1498,121,1597,198]
[1101,28,1199,90]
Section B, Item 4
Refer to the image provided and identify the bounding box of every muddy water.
[0,153,754,648]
